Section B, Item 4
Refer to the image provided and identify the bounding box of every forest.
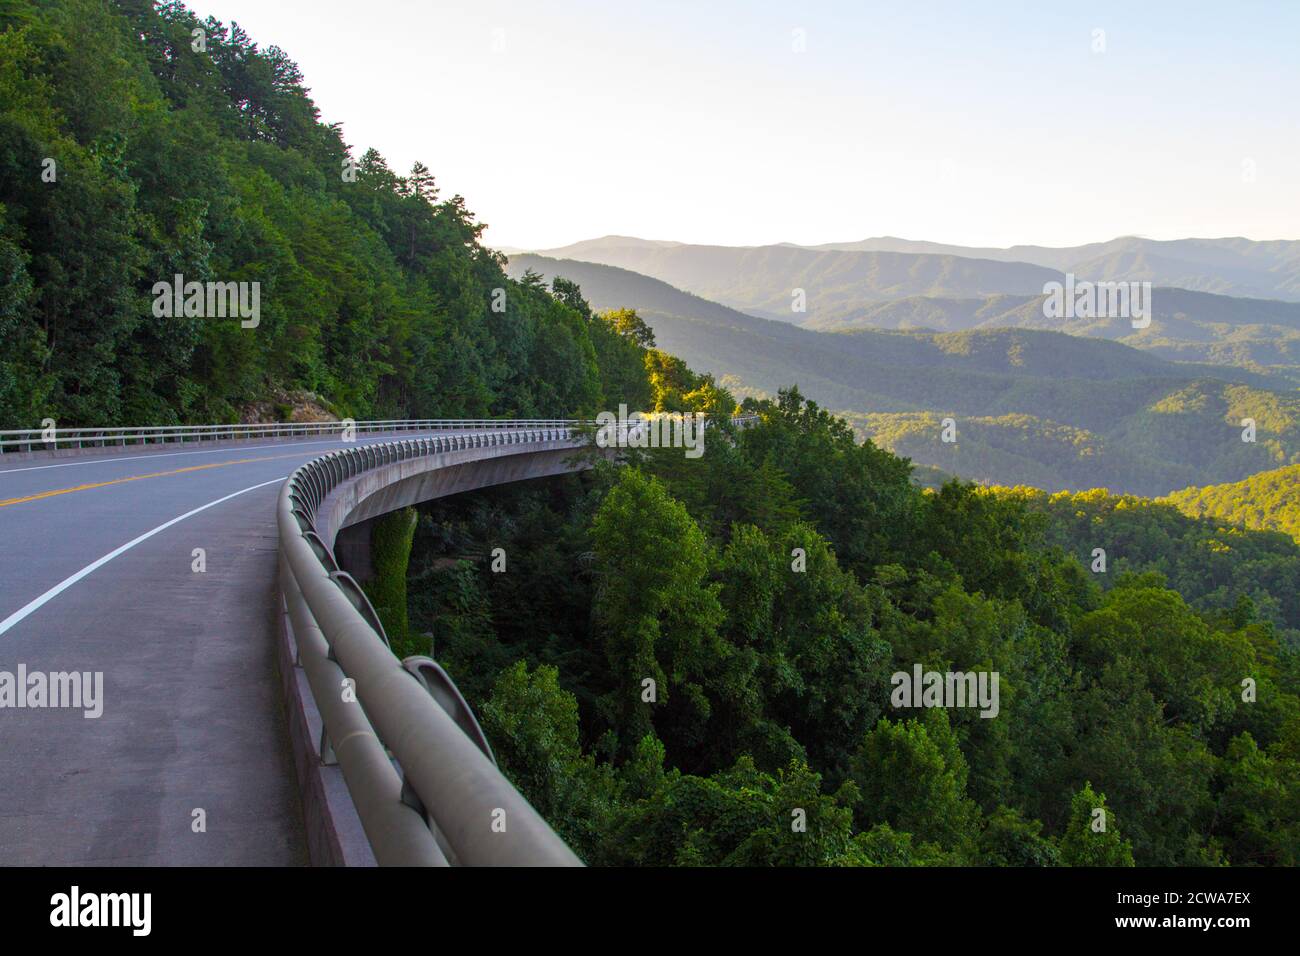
[1163,464,1300,545]
[0,0,647,426]
[2,1,1297,867]
[400,386,1300,866]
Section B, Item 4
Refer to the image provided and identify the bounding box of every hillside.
[0,0,657,427]
[1163,464,1300,543]
[511,254,1300,496]
[1006,486,1300,636]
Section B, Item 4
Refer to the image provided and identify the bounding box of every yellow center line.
[0,451,315,509]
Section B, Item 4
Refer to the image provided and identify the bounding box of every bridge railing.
[0,419,574,453]
[279,425,587,866]
[276,415,757,866]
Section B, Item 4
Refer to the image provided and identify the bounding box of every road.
[0,431,462,865]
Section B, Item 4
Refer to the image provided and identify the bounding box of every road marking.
[0,440,345,475]
[0,451,315,508]
[0,431,455,475]
[0,477,286,637]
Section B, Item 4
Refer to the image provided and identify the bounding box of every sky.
[199,0,1300,251]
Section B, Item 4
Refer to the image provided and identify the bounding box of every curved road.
[0,430,477,866]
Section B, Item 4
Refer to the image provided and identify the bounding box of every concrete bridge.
[0,419,639,866]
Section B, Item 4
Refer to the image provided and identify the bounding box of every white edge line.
[0,476,286,637]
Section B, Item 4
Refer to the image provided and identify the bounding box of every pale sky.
[199,0,1300,251]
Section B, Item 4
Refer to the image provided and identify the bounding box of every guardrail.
[0,419,573,453]
[279,425,587,866]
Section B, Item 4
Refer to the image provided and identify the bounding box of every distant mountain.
[531,235,685,257]
[1163,464,1300,544]
[508,254,1300,496]
[529,240,1063,321]
[807,236,1300,301]
[804,287,1300,384]
[536,235,1300,310]
[508,254,1251,383]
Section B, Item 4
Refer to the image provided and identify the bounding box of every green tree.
[1059,782,1135,866]
[591,468,726,758]
[478,661,616,863]
[1214,733,1300,866]
[977,806,1060,867]
[849,711,980,855]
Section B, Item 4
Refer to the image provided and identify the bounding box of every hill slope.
[1163,464,1300,543]
[0,0,651,426]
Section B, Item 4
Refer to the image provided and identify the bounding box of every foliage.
[1164,464,1300,545]
[1058,782,1135,867]
[0,0,632,426]
[1005,486,1300,641]
[408,389,1300,866]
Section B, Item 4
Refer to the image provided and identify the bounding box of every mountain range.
[525,239,1064,320]
[531,234,1300,306]
[507,251,1300,496]
[518,236,1300,384]
[803,287,1300,384]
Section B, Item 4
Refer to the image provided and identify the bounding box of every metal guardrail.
[0,419,573,453]
[276,414,758,866]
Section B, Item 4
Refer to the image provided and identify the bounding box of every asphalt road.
[0,431,468,865]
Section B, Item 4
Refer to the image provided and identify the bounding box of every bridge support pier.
[335,518,376,582]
